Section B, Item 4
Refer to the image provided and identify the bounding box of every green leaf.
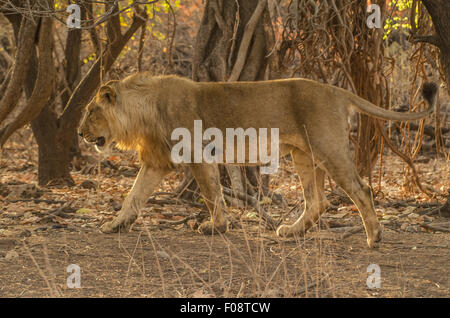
[76,208,93,214]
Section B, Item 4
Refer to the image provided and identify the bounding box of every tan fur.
[79,72,437,248]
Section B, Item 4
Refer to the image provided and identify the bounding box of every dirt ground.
[0,226,449,298]
[0,130,449,298]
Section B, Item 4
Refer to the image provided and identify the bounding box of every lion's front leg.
[189,163,228,235]
[100,165,169,234]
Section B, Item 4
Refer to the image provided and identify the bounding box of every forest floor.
[0,128,449,298]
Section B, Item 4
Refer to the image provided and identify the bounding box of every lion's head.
[78,81,119,152]
[78,73,176,169]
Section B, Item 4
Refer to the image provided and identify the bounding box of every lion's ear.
[98,84,116,105]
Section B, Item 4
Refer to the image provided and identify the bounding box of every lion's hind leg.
[315,149,382,248]
[189,163,228,235]
[277,148,329,238]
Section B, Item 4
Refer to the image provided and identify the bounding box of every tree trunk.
[2,3,147,186]
[29,7,84,186]
[2,10,68,185]
[178,0,273,205]
[192,0,268,82]
[420,0,450,95]
[32,8,145,186]
[31,105,75,186]
[63,4,84,160]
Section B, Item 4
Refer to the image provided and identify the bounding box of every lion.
[78,73,438,248]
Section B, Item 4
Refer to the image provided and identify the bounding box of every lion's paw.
[100,221,120,234]
[276,224,306,238]
[198,221,228,235]
[100,216,136,234]
[367,226,383,249]
[276,224,293,238]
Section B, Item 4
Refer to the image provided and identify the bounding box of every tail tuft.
[422,82,438,106]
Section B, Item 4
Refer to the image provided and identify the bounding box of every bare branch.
[229,0,267,82]
[58,6,147,136]
[375,120,431,196]
[163,0,176,74]
[410,0,418,34]
[0,15,37,124]
[0,16,54,147]
[0,0,159,30]
[412,34,441,47]
[137,22,146,72]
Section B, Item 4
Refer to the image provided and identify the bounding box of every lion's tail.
[349,82,438,121]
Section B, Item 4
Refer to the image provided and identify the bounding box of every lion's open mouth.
[96,137,106,147]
